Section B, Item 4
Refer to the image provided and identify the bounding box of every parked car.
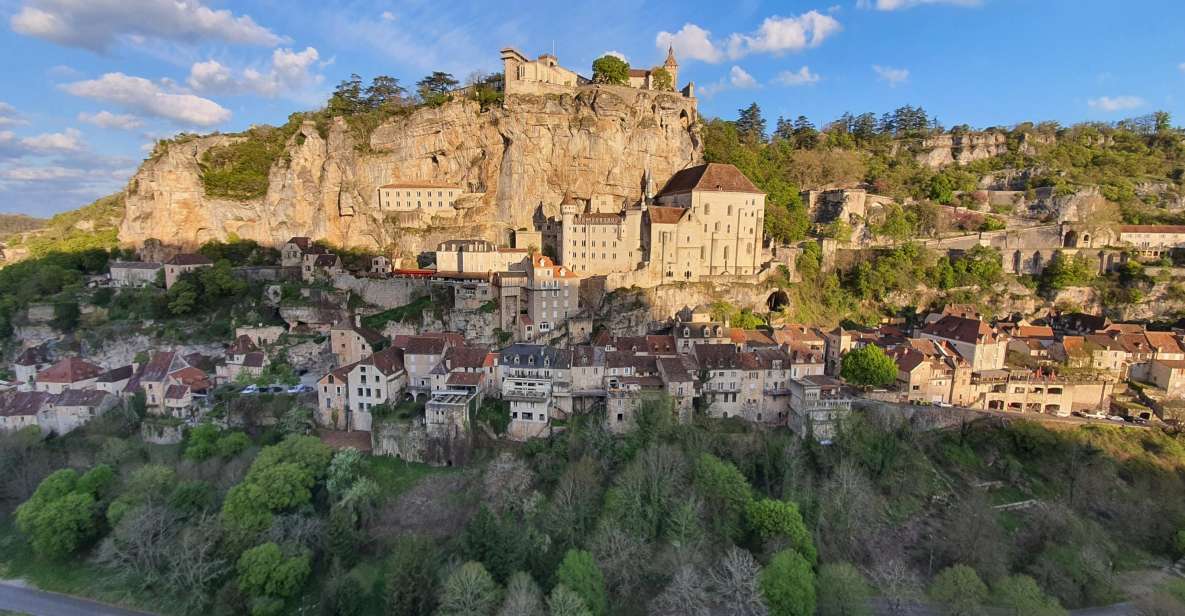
[1107,415,1125,422]
[287,384,313,394]
[266,385,287,394]
[241,384,260,395]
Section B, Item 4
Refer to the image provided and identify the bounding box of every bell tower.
[663,46,679,90]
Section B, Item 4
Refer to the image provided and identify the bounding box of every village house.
[1148,359,1185,398]
[346,347,407,432]
[628,47,680,91]
[1116,225,1185,258]
[108,261,162,288]
[281,237,326,267]
[330,318,386,366]
[693,344,745,419]
[674,305,731,353]
[0,391,49,432]
[889,339,974,406]
[133,351,210,415]
[317,363,355,431]
[217,335,268,383]
[434,239,527,275]
[788,375,850,441]
[498,344,572,441]
[303,253,343,282]
[13,346,51,390]
[41,389,117,435]
[34,356,103,394]
[400,335,453,398]
[378,181,464,212]
[919,315,1009,372]
[94,365,134,395]
[164,253,213,289]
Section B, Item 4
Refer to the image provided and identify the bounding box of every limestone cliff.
[119,86,701,253]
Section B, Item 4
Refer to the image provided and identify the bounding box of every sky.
[0,0,1183,218]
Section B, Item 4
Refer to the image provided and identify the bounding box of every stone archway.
[1063,230,1079,248]
[767,290,790,312]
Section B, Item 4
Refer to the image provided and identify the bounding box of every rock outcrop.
[119,86,701,253]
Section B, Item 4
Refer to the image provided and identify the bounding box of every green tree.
[928,565,988,616]
[387,536,441,616]
[51,301,80,330]
[760,549,816,616]
[990,575,1066,616]
[555,550,607,616]
[15,466,111,559]
[737,103,767,144]
[929,174,955,205]
[746,499,816,564]
[418,71,459,105]
[439,561,502,616]
[237,542,311,611]
[365,75,406,108]
[330,73,366,114]
[692,453,754,542]
[840,344,897,388]
[815,562,871,616]
[651,68,674,91]
[591,55,630,85]
[499,571,545,616]
[167,279,198,315]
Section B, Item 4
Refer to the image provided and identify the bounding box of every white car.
[240,384,260,395]
[287,384,313,394]
[1107,415,1125,422]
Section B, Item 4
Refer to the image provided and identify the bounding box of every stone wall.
[372,419,472,466]
[141,420,184,445]
[331,273,430,310]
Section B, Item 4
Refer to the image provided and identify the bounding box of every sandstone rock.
[119,88,700,254]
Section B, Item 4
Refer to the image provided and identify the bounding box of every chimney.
[354,314,362,328]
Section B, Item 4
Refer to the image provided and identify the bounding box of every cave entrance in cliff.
[767,290,790,313]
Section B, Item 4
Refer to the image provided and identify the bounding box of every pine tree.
[736,103,767,144]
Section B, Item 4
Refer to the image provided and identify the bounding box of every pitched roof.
[334,320,385,345]
[96,365,134,383]
[405,336,448,356]
[647,206,686,225]
[657,356,693,382]
[241,352,267,368]
[446,372,484,386]
[166,253,213,266]
[0,391,52,417]
[657,163,763,196]
[359,347,405,376]
[571,345,605,368]
[109,261,162,270]
[1118,225,1185,234]
[53,389,110,407]
[165,384,190,400]
[286,237,313,249]
[312,254,340,267]
[36,357,104,384]
[139,351,180,382]
[380,181,461,189]
[445,346,491,370]
[15,346,49,366]
[694,344,742,369]
[499,344,572,370]
[228,334,259,355]
[169,366,209,390]
[1145,331,1185,355]
[921,315,1001,345]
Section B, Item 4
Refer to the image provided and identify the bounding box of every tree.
[499,571,545,616]
[815,563,871,616]
[326,447,364,500]
[792,116,818,149]
[386,536,441,616]
[990,575,1066,616]
[547,585,592,616]
[15,466,110,559]
[236,543,311,607]
[746,499,816,564]
[929,173,955,205]
[650,566,710,616]
[365,75,406,108]
[651,68,674,91]
[928,565,988,616]
[555,549,607,616]
[591,55,629,85]
[711,547,768,616]
[840,344,897,388]
[760,549,815,616]
[51,301,80,330]
[330,73,366,115]
[461,506,524,583]
[167,279,198,315]
[692,453,753,542]
[418,71,459,105]
[439,561,502,616]
[737,103,767,144]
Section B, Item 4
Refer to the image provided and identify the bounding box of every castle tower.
[664,46,679,89]
[643,168,655,205]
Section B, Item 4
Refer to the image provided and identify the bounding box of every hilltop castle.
[500,46,694,97]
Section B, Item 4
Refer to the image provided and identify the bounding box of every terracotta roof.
[140,352,179,382]
[405,336,448,356]
[170,366,210,391]
[1145,331,1185,355]
[380,181,461,189]
[241,352,266,368]
[286,237,313,249]
[53,389,110,407]
[165,384,190,400]
[531,254,579,278]
[446,372,483,386]
[321,362,357,384]
[657,356,693,382]
[445,346,490,370]
[96,365,134,383]
[1015,325,1055,339]
[166,253,213,266]
[730,329,777,347]
[37,357,103,384]
[921,315,1001,345]
[694,344,741,369]
[627,68,650,77]
[647,206,686,225]
[1118,225,1185,234]
[360,347,405,376]
[657,163,763,196]
[0,391,52,417]
[228,334,259,355]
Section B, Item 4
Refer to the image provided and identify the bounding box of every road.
[0,580,155,616]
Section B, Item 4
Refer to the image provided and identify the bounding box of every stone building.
[346,347,408,432]
[628,47,679,91]
[378,181,464,212]
[330,318,386,366]
[108,261,162,288]
[164,253,213,289]
[559,194,644,276]
[435,239,528,274]
[34,357,104,394]
[500,48,586,96]
[919,315,1009,372]
[1116,225,1185,258]
[498,344,572,440]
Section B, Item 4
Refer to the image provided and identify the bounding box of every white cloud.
[78,110,143,130]
[1088,96,1145,112]
[1179,62,1185,74]
[380,11,395,22]
[20,128,84,152]
[658,12,841,64]
[656,23,724,63]
[601,50,629,62]
[873,64,909,86]
[729,66,758,89]
[775,66,821,86]
[0,102,24,126]
[63,72,231,126]
[187,47,322,98]
[725,11,842,59]
[858,0,981,10]
[10,0,283,51]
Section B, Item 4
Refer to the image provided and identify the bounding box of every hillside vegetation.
[2,193,124,258]
[0,214,46,241]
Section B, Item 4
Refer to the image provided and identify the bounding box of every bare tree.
[543,458,603,550]
[868,559,921,616]
[498,571,545,616]
[650,566,710,616]
[96,504,180,587]
[165,514,227,611]
[590,521,650,601]
[709,547,768,616]
[817,462,883,564]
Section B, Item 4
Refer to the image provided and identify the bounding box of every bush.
[14,466,112,559]
[555,550,606,616]
[760,549,815,616]
[929,565,988,616]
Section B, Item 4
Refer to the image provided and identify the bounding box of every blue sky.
[1,0,1183,217]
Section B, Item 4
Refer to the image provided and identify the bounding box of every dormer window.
[514,355,520,365]
[683,327,690,337]
[528,355,536,365]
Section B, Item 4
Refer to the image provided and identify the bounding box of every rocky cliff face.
[120,86,701,253]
